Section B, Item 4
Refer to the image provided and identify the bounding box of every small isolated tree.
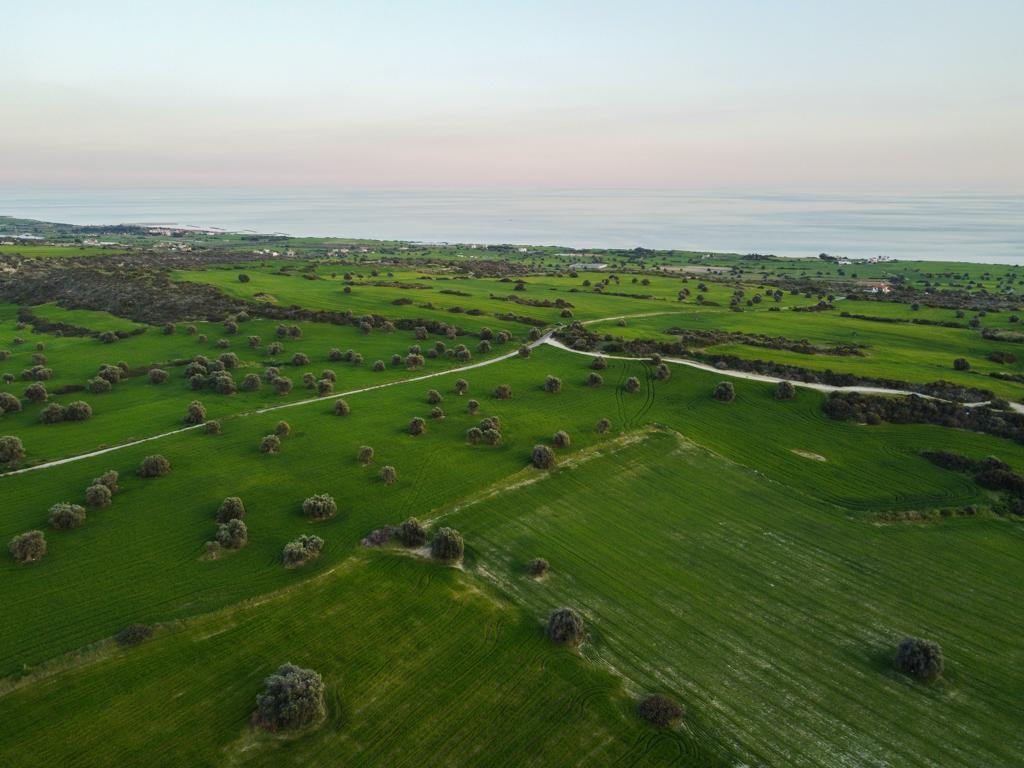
[637,694,684,727]
[358,445,374,464]
[894,637,944,680]
[205,419,222,435]
[148,368,169,384]
[282,534,324,567]
[713,381,736,402]
[775,380,796,400]
[586,372,603,387]
[543,375,562,393]
[274,420,291,437]
[399,517,426,546]
[24,382,47,403]
[546,607,584,646]
[317,379,333,396]
[333,399,350,416]
[183,400,206,425]
[254,663,326,732]
[595,417,611,434]
[9,530,46,563]
[328,347,343,362]
[139,454,171,477]
[494,384,512,400]
[216,519,249,550]
[88,377,112,394]
[49,502,87,530]
[953,358,970,371]
[240,373,262,392]
[624,376,640,393]
[0,435,24,464]
[216,496,246,523]
[454,378,468,395]
[553,430,571,448]
[431,527,464,563]
[591,356,608,370]
[427,389,443,405]
[0,392,21,413]
[93,469,118,493]
[380,465,397,485]
[409,416,426,436]
[517,345,531,359]
[115,623,154,646]
[430,406,444,419]
[467,399,480,415]
[303,493,337,520]
[291,352,310,367]
[85,483,112,509]
[527,558,549,577]
[372,359,385,371]
[466,427,483,445]
[39,402,65,424]
[654,363,671,380]
[273,376,294,395]
[65,401,92,421]
[532,444,556,469]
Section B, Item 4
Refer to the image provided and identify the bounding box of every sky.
[2,0,1022,189]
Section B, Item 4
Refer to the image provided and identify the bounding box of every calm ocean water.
[1,188,1021,264]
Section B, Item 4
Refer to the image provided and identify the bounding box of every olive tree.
[85,483,112,509]
[595,418,611,434]
[543,375,562,393]
[0,392,21,413]
[624,377,640,393]
[275,420,291,437]
[139,454,171,477]
[358,445,374,464]
[260,434,281,454]
[527,558,549,577]
[454,378,468,395]
[494,384,512,400]
[65,401,92,421]
[334,399,351,416]
[591,356,608,370]
[282,534,324,567]
[216,519,249,549]
[24,382,47,403]
[637,694,684,727]
[93,469,119,492]
[586,372,603,387]
[398,517,426,546]
[216,496,246,523]
[49,502,87,529]
[713,381,736,402]
[380,465,397,485]
[427,389,443,405]
[303,493,337,520]
[254,663,326,732]
[0,435,24,464]
[431,527,464,563]
[467,399,480,414]
[553,430,571,448]
[183,400,207,425]
[148,368,169,384]
[532,444,556,469]
[775,380,796,400]
[894,637,944,680]
[546,607,584,646]
[273,376,294,395]
[409,416,426,435]
[9,530,46,563]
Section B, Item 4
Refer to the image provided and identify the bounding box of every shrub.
[380,465,397,485]
[466,427,483,444]
[254,663,326,732]
[148,368,169,384]
[115,623,154,646]
[183,400,206,425]
[953,357,970,371]
[454,378,468,395]
[637,694,684,727]
[431,527,464,563]
[274,420,291,437]
[0,392,21,413]
[317,379,334,396]
[494,384,512,400]
[624,376,640,393]
[527,558,549,577]
[241,373,261,391]
[358,445,374,464]
[268,341,284,355]
[713,381,736,402]
[586,372,603,387]
[273,376,293,395]
[427,389,443,405]
[409,416,426,435]
[596,417,611,434]
[49,502,87,529]
[216,519,249,549]
[532,444,556,469]
[216,496,246,523]
[518,345,531,358]
[333,399,350,416]
[87,377,112,394]
[99,331,118,344]
[24,382,47,403]
[0,434,24,464]
[654,363,671,380]
[93,469,119,493]
[591,356,608,370]
[467,399,480,414]
[248,335,262,348]
[546,607,584,646]
[398,517,426,546]
[9,530,47,563]
[303,493,337,520]
[85,483,112,508]
[894,637,944,679]
[775,380,796,399]
[553,430,571,448]
[430,406,444,419]
[372,359,385,371]
[139,454,171,477]
[282,534,324,567]
[64,401,92,422]
[40,402,66,424]
[260,434,281,454]
[291,353,310,366]
[543,375,562,393]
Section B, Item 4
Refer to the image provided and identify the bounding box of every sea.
[0,188,1021,264]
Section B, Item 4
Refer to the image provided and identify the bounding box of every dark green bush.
[637,694,684,726]
[216,519,248,549]
[380,465,397,485]
[139,454,171,477]
[527,558,549,576]
[254,663,326,732]
[85,483,112,509]
[303,493,337,520]
[398,517,427,547]
[49,502,87,529]
[894,636,944,679]
[431,527,464,562]
[546,607,584,646]
[713,381,736,402]
[532,444,556,469]
[9,530,46,563]
[183,400,206,425]
[216,497,246,523]
[115,623,154,646]
[409,416,426,435]
[282,535,324,567]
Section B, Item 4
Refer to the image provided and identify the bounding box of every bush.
[466,427,483,444]
[399,517,426,546]
[92,469,119,493]
[553,430,571,448]
[431,527,464,563]
[139,454,171,477]
[291,353,310,366]
[654,363,671,380]
[254,663,326,732]
[894,636,944,679]
[216,496,246,523]
[303,493,337,520]
[372,359,385,371]
[24,382,47,403]
[39,402,66,424]
[65,401,92,421]
[409,416,426,435]
[0,392,21,413]
[183,400,206,425]
[517,344,531,358]
[282,534,324,567]
[87,377,112,394]
[767,380,795,401]
[494,384,512,400]
[624,376,640,393]
[49,502,87,529]
[0,435,25,463]
[454,378,468,395]
[546,607,584,646]
[333,399,350,416]
[9,530,46,563]
[273,376,294,395]
[380,465,397,485]
[85,483,112,508]
[467,399,480,415]
[482,427,502,445]
[637,694,684,727]
[115,623,154,646]
[205,419,222,435]
[148,368,169,384]
[358,445,374,464]
[527,558,549,577]
[543,375,562,393]
[274,420,291,437]
[595,417,611,434]
[713,381,736,401]
[427,389,443,405]
[260,434,281,454]
[532,444,556,469]
[216,519,249,549]
[317,379,333,396]
[586,372,603,387]
[591,356,608,370]
[953,358,970,371]
[430,406,444,419]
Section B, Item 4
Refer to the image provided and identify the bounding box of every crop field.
[0,234,1022,767]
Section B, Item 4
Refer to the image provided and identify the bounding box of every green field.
[1,232,1022,766]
